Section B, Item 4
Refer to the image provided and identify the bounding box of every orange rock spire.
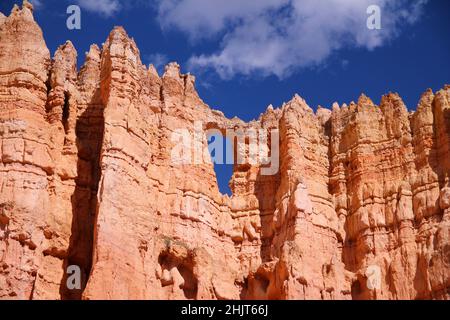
[0,2,448,300]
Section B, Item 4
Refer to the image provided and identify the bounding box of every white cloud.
[156,0,428,79]
[157,0,289,41]
[30,0,43,9]
[146,53,169,75]
[75,0,121,17]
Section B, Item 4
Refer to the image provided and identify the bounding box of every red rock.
[0,1,448,300]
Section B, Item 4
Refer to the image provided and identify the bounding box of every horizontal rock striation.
[0,2,448,300]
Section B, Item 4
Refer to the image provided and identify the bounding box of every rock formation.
[0,2,448,300]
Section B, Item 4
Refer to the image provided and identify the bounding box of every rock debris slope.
[0,2,449,300]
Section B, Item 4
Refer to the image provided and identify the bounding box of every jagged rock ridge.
[0,2,449,300]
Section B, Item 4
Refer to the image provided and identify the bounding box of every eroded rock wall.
[0,2,448,300]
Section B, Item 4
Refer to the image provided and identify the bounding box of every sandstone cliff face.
[0,3,449,300]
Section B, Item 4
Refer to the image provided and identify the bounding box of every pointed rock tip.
[12,4,20,14]
[88,43,100,54]
[54,41,77,60]
[163,62,181,78]
[416,88,434,109]
[419,88,434,100]
[65,40,75,47]
[60,40,76,52]
[290,93,314,112]
[166,61,180,69]
[84,44,101,62]
[102,26,139,56]
[292,93,304,102]
[112,25,127,35]
[148,64,160,77]
[381,91,404,104]
[332,102,340,112]
[10,0,33,13]
[423,88,434,96]
[358,93,374,106]
[386,91,400,97]
[23,0,33,12]
[184,72,195,82]
[10,1,35,21]
[105,26,131,45]
[289,93,306,106]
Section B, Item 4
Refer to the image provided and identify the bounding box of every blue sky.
[1,0,449,194]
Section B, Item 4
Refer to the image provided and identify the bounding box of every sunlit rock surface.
[0,2,448,300]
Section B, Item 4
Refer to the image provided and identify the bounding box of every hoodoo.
[0,2,449,300]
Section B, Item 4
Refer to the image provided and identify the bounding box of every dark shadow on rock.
[59,89,104,300]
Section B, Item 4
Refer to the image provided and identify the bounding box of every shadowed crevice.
[59,91,105,300]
